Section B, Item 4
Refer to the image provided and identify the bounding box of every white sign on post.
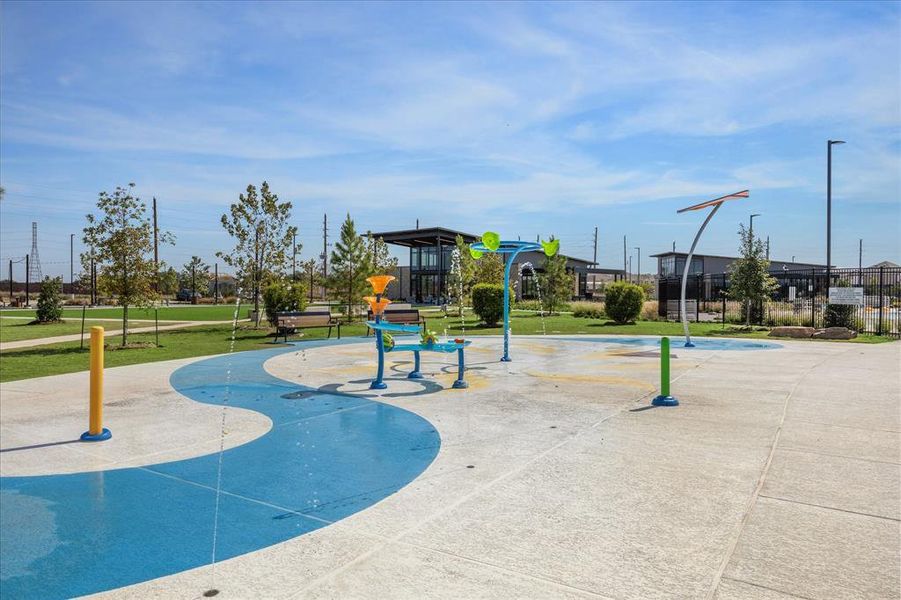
[828,287,864,306]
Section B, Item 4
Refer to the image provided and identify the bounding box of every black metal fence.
[657,266,901,338]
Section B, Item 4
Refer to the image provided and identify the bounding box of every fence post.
[811,269,816,327]
[878,266,884,336]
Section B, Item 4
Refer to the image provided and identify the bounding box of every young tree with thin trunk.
[728,224,777,326]
[447,234,476,317]
[328,214,371,320]
[181,256,210,297]
[217,182,297,324]
[539,251,574,315]
[82,183,172,345]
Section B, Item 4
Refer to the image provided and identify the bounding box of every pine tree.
[328,214,371,320]
[728,224,778,325]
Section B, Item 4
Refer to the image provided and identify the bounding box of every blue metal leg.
[408,351,424,379]
[501,253,514,362]
[453,348,468,388]
[370,299,388,390]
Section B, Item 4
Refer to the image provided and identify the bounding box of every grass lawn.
[0,311,891,383]
[0,322,371,383]
[0,305,245,322]
[0,318,159,343]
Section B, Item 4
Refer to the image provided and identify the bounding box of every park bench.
[275,310,341,343]
[365,308,425,336]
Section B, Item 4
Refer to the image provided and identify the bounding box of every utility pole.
[634,247,641,285]
[292,232,297,280]
[628,255,632,283]
[322,213,329,299]
[152,197,159,271]
[191,263,196,304]
[673,241,676,252]
[593,226,598,266]
[766,236,770,261]
[622,236,627,279]
[858,239,863,286]
[8,260,12,304]
[70,233,75,298]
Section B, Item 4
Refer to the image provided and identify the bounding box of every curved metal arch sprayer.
[469,238,550,362]
[677,190,749,347]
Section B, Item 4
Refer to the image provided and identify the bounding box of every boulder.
[813,327,857,340]
[769,326,816,338]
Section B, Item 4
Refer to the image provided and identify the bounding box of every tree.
[158,266,179,296]
[447,234,476,317]
[367,233,398,274]
[217,182,296,323]
[298,258,320,299]
[82,183,171,345]
[473,252,504,285]
[538,252,574,315]
[328,214,371,321]
[181,256,210,298]
[728,224,777,326]
[35,276,63,323]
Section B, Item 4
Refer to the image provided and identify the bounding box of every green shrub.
[262,279,308,327]
[572,301,604,318]
[514,299,543,311]
[35,277,63,323]
[824,303,854,329]
[604,281,645,324]
[472,283,509,326]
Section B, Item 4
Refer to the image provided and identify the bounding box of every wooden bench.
[366,309,425,335]
[275,310,341,342]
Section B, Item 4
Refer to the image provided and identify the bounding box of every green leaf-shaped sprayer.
[482,231,501,252]
[469,246,483,259]
[541,238,559,257]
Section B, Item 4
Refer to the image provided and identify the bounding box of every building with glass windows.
[651,251,825,278]
[370,227,600,303]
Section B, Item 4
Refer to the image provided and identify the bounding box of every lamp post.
[749,213,761,241]
[827,140,845,289]
[70,234,75,299]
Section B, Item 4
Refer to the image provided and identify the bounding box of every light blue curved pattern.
[556,336,782,351]
[0,339,440,599]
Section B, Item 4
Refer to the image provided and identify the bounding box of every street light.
[749,213,761,241]
[827,140,845,289]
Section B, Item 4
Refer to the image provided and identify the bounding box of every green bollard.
[652,336,678,406]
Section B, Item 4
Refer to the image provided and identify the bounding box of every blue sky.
[1,0,899,279]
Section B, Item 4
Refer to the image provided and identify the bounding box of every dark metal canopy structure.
[369,227,477,248]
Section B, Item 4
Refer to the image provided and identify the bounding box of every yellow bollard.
[81,326,111,441]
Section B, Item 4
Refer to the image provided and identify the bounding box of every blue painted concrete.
[0,339,440,599]
[556,336,782,351]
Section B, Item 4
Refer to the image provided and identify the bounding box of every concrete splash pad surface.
[0,335,898,599]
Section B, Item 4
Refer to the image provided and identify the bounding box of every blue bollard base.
[500,356,512,362]
[369,381,388,390]
[407,371,424,379]
[684,342,695,348]
[452,380,468,389]
[80,428,112,442]
[652,395,679,407]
